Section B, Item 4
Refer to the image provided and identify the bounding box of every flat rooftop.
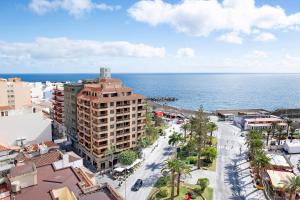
[266,170,295,189]
[267,153,292,168]
[13,165,118,200]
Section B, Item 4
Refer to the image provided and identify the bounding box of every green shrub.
[155,176,169,187]
[158,187,169,198]
[186,156,197,165]
[197,178,209,191]
[193,187,202,195]
[118,150,138,165]
[201,147,217,163]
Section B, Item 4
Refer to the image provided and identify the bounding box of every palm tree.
[290,127,296,142]
[175,160,192,196]
[181,123,190,141]
[168,132,183,147]
[105,145,117,171]
[287,119,293,139]
[251,150,270,178]
[284,175,300,200]
[161,158,181,200]
[276,125,285,145]
[207,122,218,146]
[265,128,272,147]
[271,121,278,137]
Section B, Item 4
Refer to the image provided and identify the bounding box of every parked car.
[131,179,143,191]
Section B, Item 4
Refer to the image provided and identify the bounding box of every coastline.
[147,100,214,117]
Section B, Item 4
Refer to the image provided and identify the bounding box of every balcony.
[93,134,108,141]
[93,142,107,148]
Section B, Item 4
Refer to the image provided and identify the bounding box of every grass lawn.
[155,183,213,200]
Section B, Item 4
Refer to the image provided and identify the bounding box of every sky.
[1,0,300,73]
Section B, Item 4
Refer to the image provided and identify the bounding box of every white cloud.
[176,48,195,58]
[0,38,166,63]
[29,0,120,17]
[128,0,300,37]
[246,50,269,58]
[217,32,243,44]
[254,32,277,41]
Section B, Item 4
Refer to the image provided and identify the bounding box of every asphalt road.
[117,123,179,200]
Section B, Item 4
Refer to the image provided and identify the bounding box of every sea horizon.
[1,73,300,112]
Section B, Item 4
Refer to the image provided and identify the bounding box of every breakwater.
[146,96,178,102]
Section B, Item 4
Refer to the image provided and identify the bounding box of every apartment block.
[0,78,31,109]
[51,84,65,139]
[64,83,83,148]
[76,71,146,170]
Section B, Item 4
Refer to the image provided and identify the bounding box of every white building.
[0,111,52,146]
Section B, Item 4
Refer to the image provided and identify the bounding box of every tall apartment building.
[76,69,146,170]
[52,84,65,139]
[0,77,31,109]
[64,83,83,149]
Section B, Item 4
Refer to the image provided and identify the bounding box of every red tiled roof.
[29,151,61,168]
[0,106,14,111]
[9,163,36,178]
[43,141,59,148]
[0,144,10,152]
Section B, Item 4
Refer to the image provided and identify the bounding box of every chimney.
[100,67,111,79]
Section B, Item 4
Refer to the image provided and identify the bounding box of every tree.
[190,107,209,169]
[271,121,277,137]
[161,158,181,200]
[181,123,190,141]
[201,147,217,163]
[118,150,137,165]
[276,125,285,145]
[287,119,293,139]
[246,130,264,159]
[290,127,297,142]
[105,145,117,171]
[265,128,272,146]
[168,132,183,147]
[175,160,192,196]
[284,176,300,200]
[251,150,270,178]
[207,122,218,145]
[154,116,164,127]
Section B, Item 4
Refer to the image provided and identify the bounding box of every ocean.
[1,73,300,111]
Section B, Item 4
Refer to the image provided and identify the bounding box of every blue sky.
[1,0,300,73]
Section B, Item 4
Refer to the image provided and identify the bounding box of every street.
[98,117,267,200]
[116,123,180,200]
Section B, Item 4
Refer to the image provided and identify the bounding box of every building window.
[110,110,114,114]
[132,114,136,117]
[110,117,114,121]
[132,128,136,131]
[101,162,105,169]
[110,132,114,136]
[110,102,114,106]
[110,125,114,129]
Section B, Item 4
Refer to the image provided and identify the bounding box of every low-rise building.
[0,78,31,110]
[244,116,287,130]
[7,149,123,200]
[216,109,269,121]
[0,109,52,146]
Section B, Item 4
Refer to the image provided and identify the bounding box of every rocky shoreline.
[147,100,213,117]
